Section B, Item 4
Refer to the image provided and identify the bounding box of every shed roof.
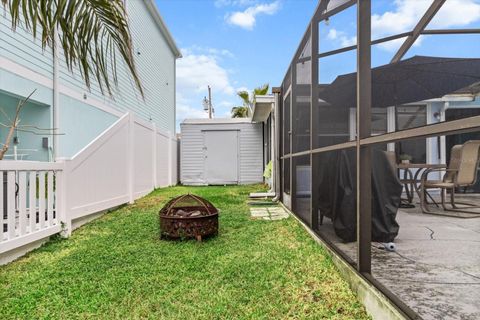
[182,118,253,125]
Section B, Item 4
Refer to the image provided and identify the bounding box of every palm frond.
[2,0,143,98]
[231,106,249,118]
[253,83,269,96]
[237,91,250,106]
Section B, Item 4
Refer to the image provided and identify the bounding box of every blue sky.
[155,0,480,127]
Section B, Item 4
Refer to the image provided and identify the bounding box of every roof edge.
[143,0,182,58]
[252,95,275,123]
[181,118,254,125]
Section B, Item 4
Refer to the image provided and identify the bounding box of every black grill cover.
[317,148,401,242]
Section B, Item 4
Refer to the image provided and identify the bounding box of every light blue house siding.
[0,12,54,160]
[0,0,179,161]
[0,89,51,161]
[58,95,118,158]
[0,14,53,79]
[0,70,53,161]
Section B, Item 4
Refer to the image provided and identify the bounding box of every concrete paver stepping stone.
[250,206,289,220]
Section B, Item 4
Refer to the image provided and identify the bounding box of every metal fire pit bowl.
[159,194,218,241]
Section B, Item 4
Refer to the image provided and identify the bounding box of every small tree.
[231,84,269,118]
[0,91,32,160]
[0,90,62,160]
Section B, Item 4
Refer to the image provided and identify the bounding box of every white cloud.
[327,28,357,47]
[372,0,480,50]
[176,93,208,122]
[215,0,257,7]
[236,86,250,93]
[326,0,480,52]
[430,0,480,27]
[188,45,235,59]
[226,1,280,30]
[222,110,233,118]
[176,46,246,127]
[177,47,235,95]
[219,100,235,108]
[375,37,405,52]
[327,29,338,40]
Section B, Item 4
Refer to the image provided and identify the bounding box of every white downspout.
[270,103,275,193]
[273,89,281,201]
[387,106,396,151]
[440,102,448,164]
[53,26,60,161]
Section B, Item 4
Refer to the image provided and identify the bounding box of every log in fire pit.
[159,194,218,241]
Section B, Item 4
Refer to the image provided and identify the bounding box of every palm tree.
[231,106,249,118]
[1,0,143,97]
[232,84,269,118]
[0,0,143,160]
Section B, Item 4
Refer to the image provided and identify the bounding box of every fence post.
[57,160,71,237]
[152,123,157,189]
[128,113,134,203]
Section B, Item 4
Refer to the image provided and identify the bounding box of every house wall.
[0,13,53,79]
[0,67,54,161]
[180,122,264,185]
[0,91,51,161]
[0,1,177,159]
[448,96,480,108]
[57,0,176,136]
[58,95,118,158]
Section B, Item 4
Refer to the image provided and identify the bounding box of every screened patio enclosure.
[278,1,480,319]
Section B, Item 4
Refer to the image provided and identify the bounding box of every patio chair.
[420,140,480,214]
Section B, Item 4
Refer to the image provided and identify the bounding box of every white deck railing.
[1,113,177,258]
[0,161,64,254]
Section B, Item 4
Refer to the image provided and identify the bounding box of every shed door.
[204,130,238,184]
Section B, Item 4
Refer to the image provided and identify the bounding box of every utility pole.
[202,85,214,119]
[208,85,212,119]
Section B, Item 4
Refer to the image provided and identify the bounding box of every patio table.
[397,163,447,205]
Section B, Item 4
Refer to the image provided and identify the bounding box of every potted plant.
[399,153,412,164]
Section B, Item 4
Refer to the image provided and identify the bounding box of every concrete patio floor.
[317,195,480,320]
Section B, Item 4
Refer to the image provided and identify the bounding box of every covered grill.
[159,194,218,241]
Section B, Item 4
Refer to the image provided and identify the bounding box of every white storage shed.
[180,118,264,185]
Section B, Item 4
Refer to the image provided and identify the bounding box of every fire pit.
[159,194,218,241]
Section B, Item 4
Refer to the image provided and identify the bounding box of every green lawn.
[0,185,369,319]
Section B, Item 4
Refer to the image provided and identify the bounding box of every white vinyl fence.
[1,113,177,260]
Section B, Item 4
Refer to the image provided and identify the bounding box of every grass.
[0,185,369,319]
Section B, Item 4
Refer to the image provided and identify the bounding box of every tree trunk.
[0,123,16,160]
